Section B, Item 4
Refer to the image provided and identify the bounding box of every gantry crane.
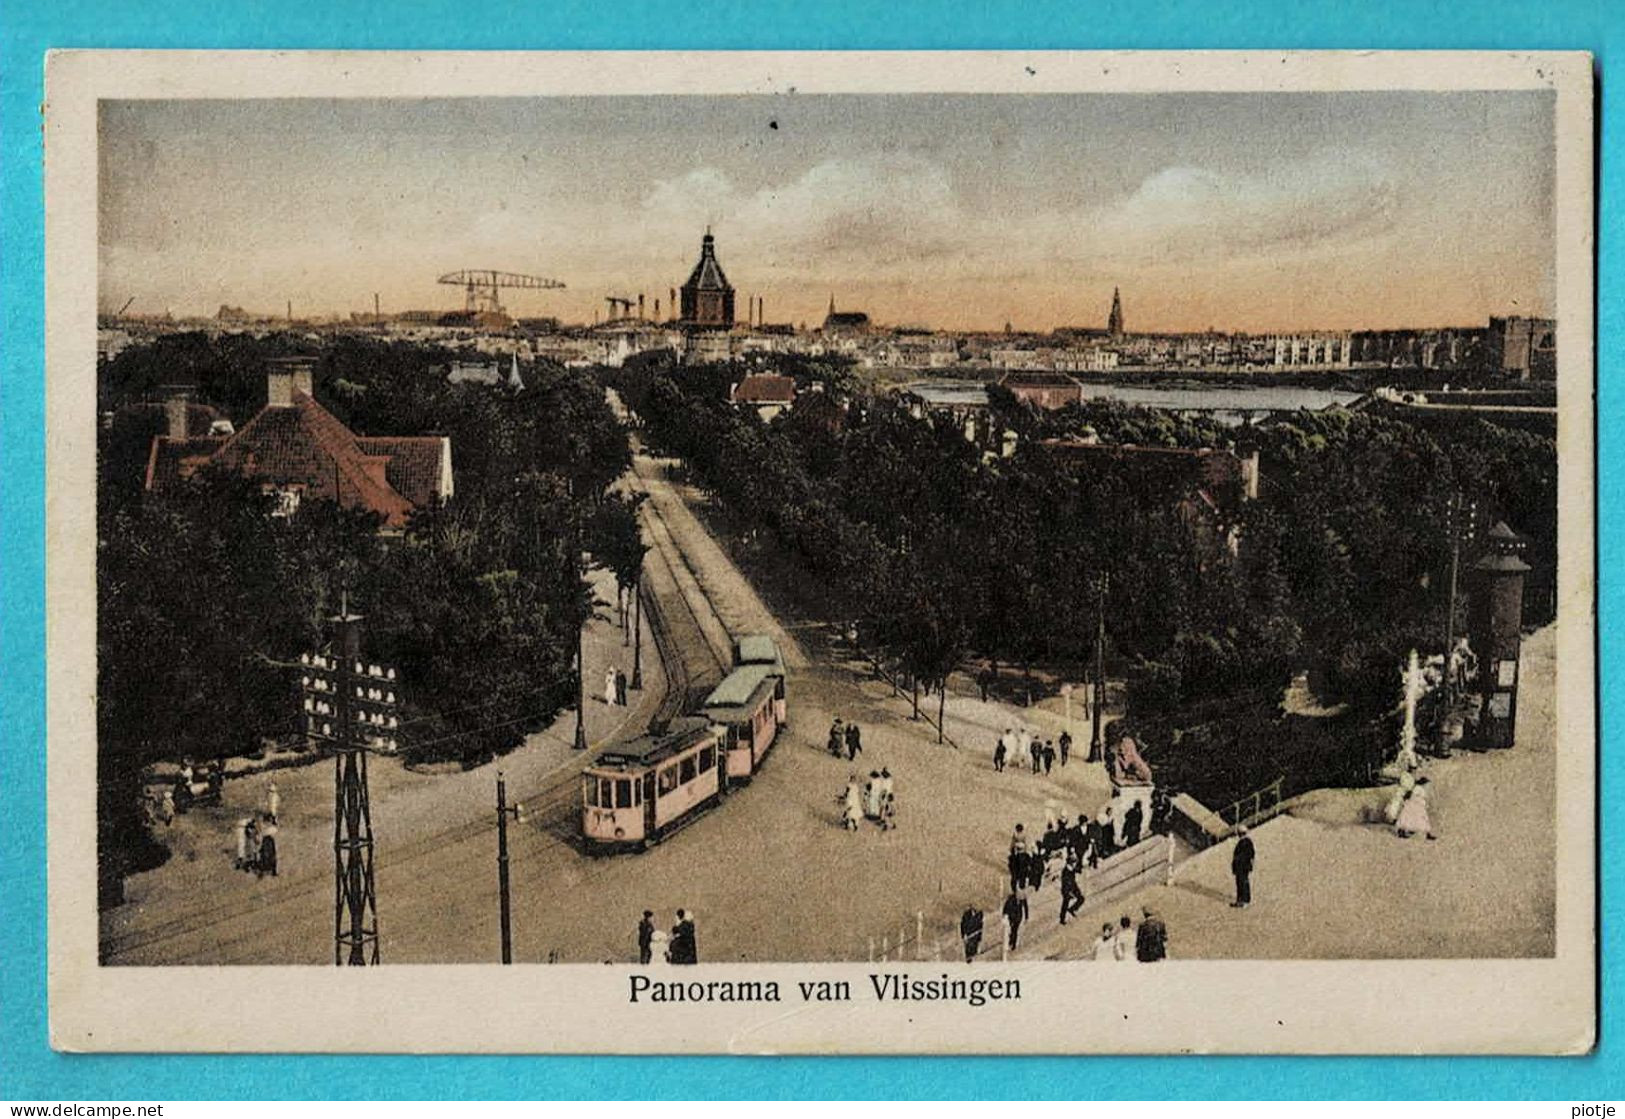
[437,270,566,316]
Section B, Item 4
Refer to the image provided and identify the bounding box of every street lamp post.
[574,613,588,751]
[495,771,524,964]
[1087,576,1108,764]
[631,570,644,691]
[1437,493,1477,758]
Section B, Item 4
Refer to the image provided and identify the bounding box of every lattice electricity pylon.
[299,612,399,966]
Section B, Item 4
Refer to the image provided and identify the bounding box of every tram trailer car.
[734,634,786,676]
[581,716,726,852]
[701,664,786,783]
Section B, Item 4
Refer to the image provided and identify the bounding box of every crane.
[437,270,565,316]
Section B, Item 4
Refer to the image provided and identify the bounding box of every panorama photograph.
[94,89,1561,968]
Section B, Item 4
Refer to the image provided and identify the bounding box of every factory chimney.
[638,293,645,320]
[655,298,661,321]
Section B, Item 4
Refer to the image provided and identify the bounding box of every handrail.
[1219,775,1286,834]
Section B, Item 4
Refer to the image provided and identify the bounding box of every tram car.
[581,716,726,852]
[733,634,786,676]
[701,663,786,782]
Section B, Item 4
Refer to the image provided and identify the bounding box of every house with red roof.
[144,357,453,530]
[728,373,797,421]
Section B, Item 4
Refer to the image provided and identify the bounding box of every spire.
[829,293,836,316]
[1108,287,1124,339]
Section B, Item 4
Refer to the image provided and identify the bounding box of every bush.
[1127,659,1183,717]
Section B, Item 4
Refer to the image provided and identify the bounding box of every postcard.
[46,49,1595,1053]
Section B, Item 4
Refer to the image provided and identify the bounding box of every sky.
[99,92,1556,333]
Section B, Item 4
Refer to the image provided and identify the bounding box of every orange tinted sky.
[99,92,1555,332]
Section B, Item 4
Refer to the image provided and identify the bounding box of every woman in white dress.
[648,929,671,965]
[603,667,618,707]
[1394,776,1437,840]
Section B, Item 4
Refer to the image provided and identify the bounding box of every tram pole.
[631,570,644,691]
[495,771,522,964]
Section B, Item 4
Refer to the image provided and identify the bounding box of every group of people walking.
[826,717,864,761]
[636,908,699,965]
[838,769,897,831]
[992,727,1069,775]
[1089,907,1169,962]
[233,783,281,878]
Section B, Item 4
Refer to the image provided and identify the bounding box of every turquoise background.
[2,0,1615,1100]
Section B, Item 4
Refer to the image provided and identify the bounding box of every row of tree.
[97,333,638,891]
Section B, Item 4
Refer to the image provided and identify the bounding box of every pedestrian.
[1058,729,1072,767]
[1042,741,1055,775]
[1135,906,1167,962]
[1113,914,1136,961]
[993,738,1006,773]
[234,817,252,871]
[1007,825,1029,892]
[977,665,992,703]
[244,818,261,875]
[1231,824,1256,907]
[257,821,278,877]
[1123,799,1144,847]
[1150,789,1171,835]
[1091,921,1116,962]
[159,787,175,826]
[828,718,845,758]
[841,774,862,831]
[1030,738,1042,774]
[879,767,894,804]
[1395,776,1437,840]
[1095,807,1117,861]
[1015,728,1032,770]
[1059,849,1085,925]
[266,781,280,825]
[864,771,883,820]
[846,722,862,761]
[615,667,628,706]
[671,909,697,964]
[603,667,617,707]
[1002,889,1029,950]
[637,910,655,964]
[880,791,897,831]
[648,928,671,966]
[960,906,984,962]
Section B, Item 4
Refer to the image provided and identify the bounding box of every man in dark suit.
[1135,906,1168,962]
[959,906,984,962]
[1231,825,1256,908]
[1123,800,1144,847]
[671,909,697,964]
[637,910,655,965]
[1058,849,1085,925]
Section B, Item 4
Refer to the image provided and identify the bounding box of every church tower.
[1108,287,1124,339]
[679,229,735,328]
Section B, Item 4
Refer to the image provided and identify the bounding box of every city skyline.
[99,92,1556,333]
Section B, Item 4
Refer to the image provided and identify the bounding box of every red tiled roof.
[733,374,796,404]
[145,391,447,529]
[356,436,450,510]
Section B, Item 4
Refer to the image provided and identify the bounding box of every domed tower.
[679,229,735,329]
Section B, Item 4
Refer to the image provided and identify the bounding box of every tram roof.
[593,716,714,769]
[733,634,782,667]
[702,663,780,711]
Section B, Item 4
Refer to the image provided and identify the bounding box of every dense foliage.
[98,333,632,891]
[617,361,1556,797]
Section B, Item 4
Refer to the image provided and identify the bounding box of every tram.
[701,663,786,782]
[580,635,788,851]
[581,716,726,852]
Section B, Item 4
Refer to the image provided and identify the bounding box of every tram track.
[103,451,748,965]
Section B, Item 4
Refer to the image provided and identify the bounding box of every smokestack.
[758,296,764,326]
[266,356,315,408]
[374,292,380,320]
[164,395,189,439]
[287,300,293,321]
[638,293,645,320]
[654,298,661,321]
[670,287,677,319]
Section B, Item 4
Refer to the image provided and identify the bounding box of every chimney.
[164,395,190,439]
[654,298,661,321]
[638,293,645,320]
[266,356,315,407]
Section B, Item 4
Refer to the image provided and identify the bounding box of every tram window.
[600,778,613,807]
[679,756,697,784]
[615,780,632,808]
[726,725,739,749]
[658,766,678,795]
[584,776,598,807]
[775,678,785,699]
[699,746,715,772]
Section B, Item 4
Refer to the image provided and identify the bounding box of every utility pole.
[1088,576,1108,764]
[1437,492,1478,757]
[495,772,524,964]
[300,599,398,966]
[631,570,644,691]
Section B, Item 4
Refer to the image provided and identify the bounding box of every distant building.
[1268,333,1352,370]
[144,357,453,530]
[729,373,797,420]
[1486,316,1556,380]
[1108,287,1125,340]
[822,296,871,334]
[680,230,735,329]
[997,371,1086,410]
